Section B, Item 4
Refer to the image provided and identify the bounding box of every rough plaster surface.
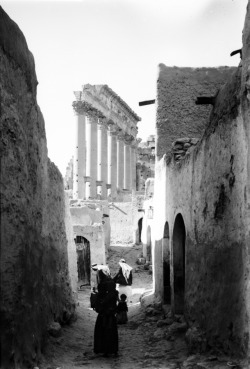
[109,194,147,246]
[153,5,250,356]
[64,192,78,301]
[156,64,236,160]
[109,202,134,244]
[70,199,110,251]
[0,7,75,367]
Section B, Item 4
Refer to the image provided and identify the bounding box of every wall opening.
[138,217,143,243]
[173,213,186,314]
[75,235,91,286]
[162,221,171,304]
[146,225,152,262]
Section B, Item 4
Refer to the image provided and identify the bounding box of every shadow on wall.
[147,225,152,262]
[173,214,186,315]
[75,236,91,286]
[138,217,143,243]
[162,221,171,304]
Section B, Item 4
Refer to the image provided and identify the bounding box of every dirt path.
[39,245,248,369]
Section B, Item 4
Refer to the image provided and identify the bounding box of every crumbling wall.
[153,5,250,355]
[0,7,75,368]
[136,137,155,191]
[156,64,236,160]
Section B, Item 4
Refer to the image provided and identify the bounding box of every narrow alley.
[39,245,247,369]
[1,4,250,369]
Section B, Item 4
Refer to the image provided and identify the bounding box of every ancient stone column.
[130,142,137,191]
[73,111,86,199]
[107,125,117,198]
[97,121,103,197]
[124,142,131,190]
[85,116,97,198]
[117,135,124,189]
[102,123,108,199]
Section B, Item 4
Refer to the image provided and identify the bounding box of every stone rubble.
[164,137,200,164]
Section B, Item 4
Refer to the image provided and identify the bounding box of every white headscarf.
[119,259,132,282]
[91,263,111,277]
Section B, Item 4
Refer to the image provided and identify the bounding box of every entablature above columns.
[73,84,141,141]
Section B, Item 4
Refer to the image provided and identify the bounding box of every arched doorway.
[75,235,91,286]
[146,225,152,262]
[138,217,143,243]
[173,214,186,314]
[162,222,171,304]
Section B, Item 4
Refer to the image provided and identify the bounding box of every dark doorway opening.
[173,214,186,314]
[162,222,171,304]
[75,236,91,285]
[147,225,152,262]
[138,217,143,243]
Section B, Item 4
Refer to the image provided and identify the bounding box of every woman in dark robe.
[113,258,133,301]
[91,264,112,288]
[94,280,119,356]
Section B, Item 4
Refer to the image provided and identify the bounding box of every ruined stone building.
[64,156,73,190]
[136,135,155,192]
[72,84,141,201]
[151,6,250,357]
[63,128,156,269]
[0,7,77,368]
[65,85,156,282]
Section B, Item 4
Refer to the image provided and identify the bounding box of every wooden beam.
[139,99,155,106]
[195,97,215,105]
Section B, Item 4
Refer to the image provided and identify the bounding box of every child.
[116,294,128,324]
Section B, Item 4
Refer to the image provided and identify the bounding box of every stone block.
[157,317,174,327]
[185,327,207,354]
[190,138,199,145]
[153,328,166,339]
[137,257,146,265]
[48,322,62,338]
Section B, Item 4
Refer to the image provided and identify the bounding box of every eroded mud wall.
[156,65,236,160]
[0,7,75,368]
[154,3,250,355]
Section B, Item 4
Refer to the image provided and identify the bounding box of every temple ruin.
[72,84,141,201]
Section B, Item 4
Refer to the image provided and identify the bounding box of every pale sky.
[1,0,248,175]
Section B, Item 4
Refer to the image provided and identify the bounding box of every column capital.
[124,133,134,145]
[117,131,125,141]
[97,118,109,130]
[131,140,137,149]
[72,100,105,120]
[107,121,120,135]
[108,130,119,137]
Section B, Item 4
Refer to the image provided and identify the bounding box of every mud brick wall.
[156,64,236,160]
[0,7,75,368]
[153,4,250,355]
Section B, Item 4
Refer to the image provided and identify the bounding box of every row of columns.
[73,112,137,200]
